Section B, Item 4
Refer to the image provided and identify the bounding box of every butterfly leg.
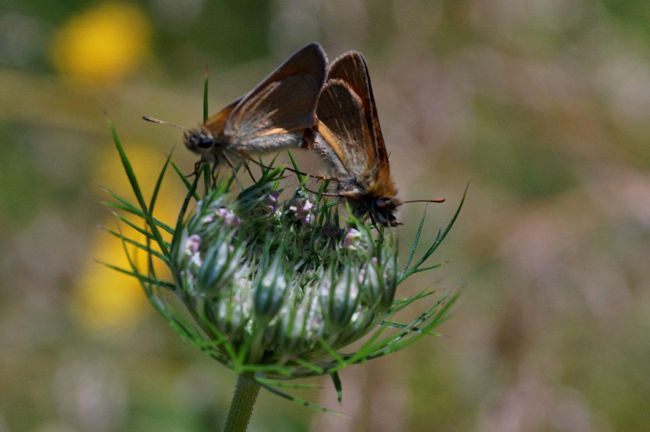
[368,211,380,230]
[240,159,257,183]
[210,162,220,185]
[304,187,340,197]
[241,153,335,182]
[184,159,203,178]
[222,153,243,191]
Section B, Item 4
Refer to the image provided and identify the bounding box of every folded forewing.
[225,43,328,153]
[327,52,379,168]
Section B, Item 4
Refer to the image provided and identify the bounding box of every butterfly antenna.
[142,116,191,132]
[401,198,446,205]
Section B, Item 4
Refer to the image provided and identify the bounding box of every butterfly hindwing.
[316,51,397,199]
[315,83,369,190]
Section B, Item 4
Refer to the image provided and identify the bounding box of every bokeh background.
[2,0,650,431]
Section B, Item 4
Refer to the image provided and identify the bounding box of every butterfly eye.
[197,134,213,149]
[185,131,214,150]
[375,198,386,209]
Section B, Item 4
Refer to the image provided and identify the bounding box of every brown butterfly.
[146,43,327,168]
[308,51,400,225]
[309,51,444,226]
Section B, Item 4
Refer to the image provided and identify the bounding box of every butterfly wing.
[210,43,327,154]
[315,51,397,199]
[203,96,242,134]
[314,81,371,195]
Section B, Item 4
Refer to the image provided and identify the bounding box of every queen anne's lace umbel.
[107,123,462,406]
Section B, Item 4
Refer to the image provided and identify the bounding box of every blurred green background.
[2,0,650,431]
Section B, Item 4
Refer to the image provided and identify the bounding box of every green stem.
[222,375,261,432]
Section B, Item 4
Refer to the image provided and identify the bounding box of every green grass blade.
[103,228,168,262]
[379,320,439,335]
[402,205,427,276]
[203,71,209,123]
[382,293,459,353]
[96,260,175,289]
[293,358,325,375]
[318,339,345,367]
[107,211,171,247]
[286,150,306,185]
[330,372,343,403]
[101,189,147,218]
[255,381,347,416]
[347,325,389,364]
[107,118,170,255]
[148,149,173,220]
[170,171,201,252]
[389,289,437,314]
[408,184,468,276]
[368,293,459,359]
[103,199,175,235]
[171,161,201,199]
[240,364,295,376]
[254,377,322,390]
[202,163,214,196]
[409,262,444,275]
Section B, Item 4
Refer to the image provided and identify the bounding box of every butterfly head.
[371,196,400,226]
[184,128,216,157]
[350,194,400,227]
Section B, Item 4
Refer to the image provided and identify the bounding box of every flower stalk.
[223,375,261,432]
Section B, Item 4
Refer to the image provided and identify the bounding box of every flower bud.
[288,195,314,226]
[253,254,288,322]
[342,228,363,250]
[215,207,241,227]
[321,269,360,333]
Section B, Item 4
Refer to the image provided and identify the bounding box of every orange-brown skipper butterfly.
[309,51,443,226]
[309,51,399,225]
[146,43,327,168]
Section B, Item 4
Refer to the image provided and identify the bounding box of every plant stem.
[222,375,261,432]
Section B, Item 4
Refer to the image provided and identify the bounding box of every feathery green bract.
[203,72,209,123]
[103,122,463,411]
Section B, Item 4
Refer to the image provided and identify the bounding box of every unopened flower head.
[170,178,398,368]
[108,132,462,406]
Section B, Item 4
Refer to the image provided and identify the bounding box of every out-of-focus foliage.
[1,1,649,431]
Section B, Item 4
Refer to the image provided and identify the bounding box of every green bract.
[105,119,464,410]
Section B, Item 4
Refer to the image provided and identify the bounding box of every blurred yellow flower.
[72,142,184,332]
[72,233,154,332]
[51,3,151,83]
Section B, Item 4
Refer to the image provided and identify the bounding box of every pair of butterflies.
[166,43,435,226]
